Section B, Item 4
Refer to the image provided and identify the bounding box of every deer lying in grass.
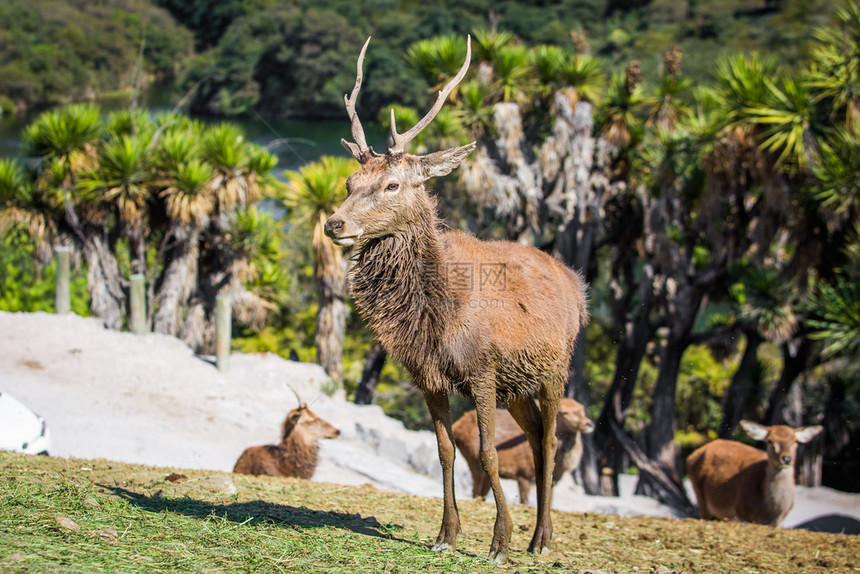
[324,36,588,562]
[686,420,822,526]
[233,401,340,479]
[453,398,594,504]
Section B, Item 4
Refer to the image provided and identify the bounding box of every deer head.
[324,36,476,247]
[557,398,595,435]
[740,420,822,469]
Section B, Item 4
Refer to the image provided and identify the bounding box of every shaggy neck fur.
[279,420,319,480]
[348,192,456,392]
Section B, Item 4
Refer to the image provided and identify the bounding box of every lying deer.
[325,36,588,562]
[233,401,340,479]
[453,398,594,504]
[686,420,822,526]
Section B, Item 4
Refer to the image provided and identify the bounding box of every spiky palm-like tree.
[22,104,128,328]
[78,132,152,274]
[492,44,533,104]
[282,155,357,386]
[598,63,645,147]
[406,35,471,95]
[152,129,214,336]
[807,1,860,133]
[0,158,55,265]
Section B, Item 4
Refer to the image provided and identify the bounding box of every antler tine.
[286,383,305,409]
[342,37,372,161]
[389,35,472,154]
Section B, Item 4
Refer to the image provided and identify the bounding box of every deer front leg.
[473,389,513,563]
[423,390,460,553]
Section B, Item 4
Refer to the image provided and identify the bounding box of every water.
[0,82,387,175]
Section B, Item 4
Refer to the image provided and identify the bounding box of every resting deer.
[454,398,594,505]
[686,420,822,526]
[233,400,340,479]
[325,36,588,562]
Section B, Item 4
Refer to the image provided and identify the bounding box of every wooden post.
[216,294,232,371]
[55,246,70,315]
[130,273,146,335]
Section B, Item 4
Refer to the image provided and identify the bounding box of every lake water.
[0,83,387,176]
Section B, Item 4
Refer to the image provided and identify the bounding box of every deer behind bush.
[233,403,339,479]
[453,397,594,504]
[324,36,588,562]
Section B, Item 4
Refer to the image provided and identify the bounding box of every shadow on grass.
[99,484,414,544]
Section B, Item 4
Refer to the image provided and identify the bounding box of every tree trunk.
[719,329,763,438]
[84,234,125,330]
[635,332,688,500]
[609,418,698,516]
[594,261,657,497]
[354,342,387,405]
[153,227,200,336]
[635,279,703,507]
[764,338,813,425]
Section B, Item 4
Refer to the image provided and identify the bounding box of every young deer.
[233,402,340,479]
[686,420,822,526]
[453,398,594,504]
[325,37,588,562]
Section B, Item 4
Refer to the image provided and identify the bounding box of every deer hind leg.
[423,390,460,553]
[507,394,551,551]
[531,383,563,554]
[473,388,513,563]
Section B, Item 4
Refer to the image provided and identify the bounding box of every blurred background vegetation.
[1,0,858,506]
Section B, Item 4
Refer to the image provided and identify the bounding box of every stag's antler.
[287,383,306,409]
[341,37,373,162]
[389,35,472,155]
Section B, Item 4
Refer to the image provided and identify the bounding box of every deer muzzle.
[324,216,362,246]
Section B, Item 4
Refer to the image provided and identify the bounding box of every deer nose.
[781,455,792,465]
[324,218,344,237]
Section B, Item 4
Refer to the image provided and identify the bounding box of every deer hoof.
[431,542,452,553]
[487,550,508,564]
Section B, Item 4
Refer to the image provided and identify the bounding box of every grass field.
[1,451,857,573]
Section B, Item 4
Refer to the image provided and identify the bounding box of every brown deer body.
[233,404,340,479]
[325,37,588,562]
[686,420,822,526]
[453,398,594,504]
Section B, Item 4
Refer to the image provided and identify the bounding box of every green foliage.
[0,228,88,315]
[807,274,860,360]
[0,0,192,108]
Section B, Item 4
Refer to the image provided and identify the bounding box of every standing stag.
[325,36,588,562]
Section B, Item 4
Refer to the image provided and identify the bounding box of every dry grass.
[1,451,857,573]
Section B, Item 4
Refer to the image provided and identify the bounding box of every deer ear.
[420,142,476,179]
[287,410,302,425]
[740,420,768,441]
[795,425,823,443]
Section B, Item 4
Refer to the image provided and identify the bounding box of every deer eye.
[385,182,400,192]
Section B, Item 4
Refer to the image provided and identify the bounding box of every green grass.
[1,452,857,573]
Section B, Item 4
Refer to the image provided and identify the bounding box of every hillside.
[2,452,859,573]
[0,311,859,571]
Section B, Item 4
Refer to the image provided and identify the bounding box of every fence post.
[215,294,232,371]
[55,246,70,315]
[130,273,147,335]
